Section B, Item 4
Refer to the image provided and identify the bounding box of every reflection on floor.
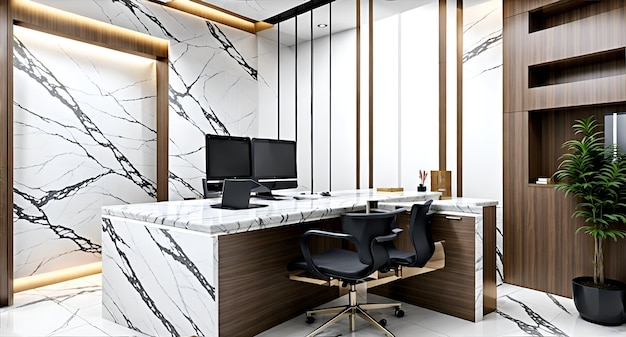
[1,274,625,336]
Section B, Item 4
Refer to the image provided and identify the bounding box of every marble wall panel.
[14,0,262,277]
[13,26,157,277]
[463,0,503,284]
[32,0,262,199]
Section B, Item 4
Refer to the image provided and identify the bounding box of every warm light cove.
[166,0,273,34]
[13,0,169,59]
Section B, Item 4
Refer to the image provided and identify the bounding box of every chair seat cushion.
[387,247,417,266]
[289,249,371,281]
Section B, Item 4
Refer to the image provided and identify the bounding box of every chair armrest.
[299,230,360,276]
[373,232,399,243]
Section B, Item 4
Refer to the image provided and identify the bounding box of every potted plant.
[553,116,626,326]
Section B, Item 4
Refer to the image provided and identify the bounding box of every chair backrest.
[341,208,407,272]
[409,200,435,267]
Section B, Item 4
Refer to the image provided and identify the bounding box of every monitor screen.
[205,134,251,180]
[251,138,297,180]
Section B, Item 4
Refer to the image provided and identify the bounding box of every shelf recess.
[529,0,605,33]
[528,48,625,88]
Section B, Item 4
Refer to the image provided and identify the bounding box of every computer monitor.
[251,138,298,195]
[205,134,252,193]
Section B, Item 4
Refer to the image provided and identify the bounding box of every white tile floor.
[1,274,625,337]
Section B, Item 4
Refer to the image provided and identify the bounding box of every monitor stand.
[253,191,280,200]
[211,179,269,210]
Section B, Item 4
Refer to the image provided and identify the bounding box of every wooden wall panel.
[503,0,626,297]
[502,13,528,114]
[526,4,625,65]
[0,0,13,308]
[525,75,626,111]
[503,112,527,288]
[504,0,558,19]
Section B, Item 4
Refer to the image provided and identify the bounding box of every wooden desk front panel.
[372,208,496,321]
[218,219,342,337]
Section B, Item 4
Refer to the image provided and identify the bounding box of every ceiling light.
[317,24,328,28]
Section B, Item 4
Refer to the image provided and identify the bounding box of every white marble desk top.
[379,197,498,215]
[102,190,496,235]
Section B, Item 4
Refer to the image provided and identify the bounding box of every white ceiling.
[199,0,437,44]
[199,0,310,22]
[200,0,435,23]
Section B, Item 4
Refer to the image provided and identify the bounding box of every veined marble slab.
[379,197,498,215]
[102,190,442,235]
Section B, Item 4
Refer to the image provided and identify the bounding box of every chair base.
[304,284,399,337]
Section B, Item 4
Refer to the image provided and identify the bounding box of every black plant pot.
[572,276,626,326]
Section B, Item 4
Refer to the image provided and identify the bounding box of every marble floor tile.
[2,274,626,337]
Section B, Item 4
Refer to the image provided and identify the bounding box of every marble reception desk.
[101,190,497,337]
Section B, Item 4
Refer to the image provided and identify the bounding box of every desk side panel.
[102,216,218,336]
[372,213,481,321]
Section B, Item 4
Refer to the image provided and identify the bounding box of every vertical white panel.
[296,38,312,192]
[330,30,357,191]
[277,20,297,142]
[463,0,504,285]
[257,32,279,139]
[373,15,400,188]
[399,2,440,192]
[312,35,331,192]
[462,0,503,203]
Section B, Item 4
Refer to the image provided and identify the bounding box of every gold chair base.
[305,284,396,337]
[291,241,446,337]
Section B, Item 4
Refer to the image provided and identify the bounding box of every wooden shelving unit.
[504,0,626,298]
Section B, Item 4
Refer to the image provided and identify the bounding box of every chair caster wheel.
[395,308,405,318]
[379,318,387,327]
[306,316,315,324]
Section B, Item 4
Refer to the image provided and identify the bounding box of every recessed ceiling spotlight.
[317,23,328,28]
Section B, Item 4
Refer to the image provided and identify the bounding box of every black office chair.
[387,200,435,268]
[288,208,408,337]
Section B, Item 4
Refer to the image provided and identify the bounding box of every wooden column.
[355,0,361,188]
[0,0,13,308]
[156,58,169,201]
[368,0,374,188]
[456,0,463,196]
[438,0,447,171]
